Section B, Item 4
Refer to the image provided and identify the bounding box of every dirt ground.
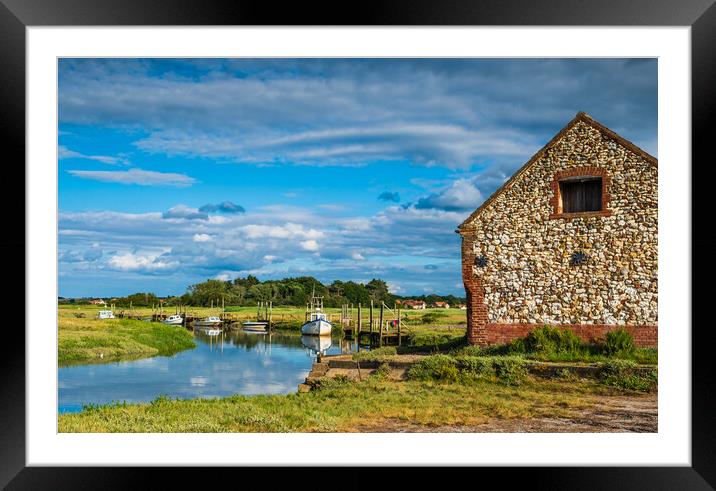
[321,364,657,433]
[353,393,657,433]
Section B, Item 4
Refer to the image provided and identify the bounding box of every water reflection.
[300,335,332,356]
[58,329,356,414]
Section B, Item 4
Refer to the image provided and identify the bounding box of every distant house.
[433,301,450,309]
[90,298,106,306]
[400,300,426,310]
[457,112,657,348]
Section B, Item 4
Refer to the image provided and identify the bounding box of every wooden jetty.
[341,300,406,347]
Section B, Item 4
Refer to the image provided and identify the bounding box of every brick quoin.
[461,234,488,345]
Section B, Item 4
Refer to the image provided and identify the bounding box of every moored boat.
[300,294,332,336]
[242,321,268,332]
[194,316,222,328]
[97,310,115,319]
[162,314,184,325]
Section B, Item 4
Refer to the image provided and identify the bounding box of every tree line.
[65,275,465,308]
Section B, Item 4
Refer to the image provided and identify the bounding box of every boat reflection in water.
[300,335,332,357]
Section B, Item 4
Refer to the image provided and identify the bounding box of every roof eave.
[456,111,657,231]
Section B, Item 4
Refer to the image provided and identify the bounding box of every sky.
[58,58,657,298]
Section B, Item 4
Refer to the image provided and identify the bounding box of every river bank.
[58,362,656,432]
[58,315,196,366]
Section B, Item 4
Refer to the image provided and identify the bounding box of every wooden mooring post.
[357,303,362,338]
[379,302,385,346]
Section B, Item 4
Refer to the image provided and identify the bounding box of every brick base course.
[480,323,657,348]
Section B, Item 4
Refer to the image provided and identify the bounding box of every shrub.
[373,363,392,379]
[319,374,352,390]
[598,359,657,392]
[520,326,583,355]
[409,354,528,385]
[455,355,494,378]
[407,355,459,381]
[419,312,446,324]
[603,328,636,356]
[492,357,529,385]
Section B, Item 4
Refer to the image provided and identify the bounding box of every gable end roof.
[456,112,657,234]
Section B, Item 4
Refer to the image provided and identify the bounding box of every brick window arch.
[549,166,612,220]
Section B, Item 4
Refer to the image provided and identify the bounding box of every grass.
[598,360,658,392]
[58,314,196,365]
[58,373,621,432]
[407,353,657,392]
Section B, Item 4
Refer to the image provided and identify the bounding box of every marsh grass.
[407,354,528,385]
[58,315,196,365]
[58,374,610,433]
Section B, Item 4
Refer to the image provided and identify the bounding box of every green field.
[58,308,196,365]
[60,304,467,325]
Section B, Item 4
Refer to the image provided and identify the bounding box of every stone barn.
[457,112,657,347]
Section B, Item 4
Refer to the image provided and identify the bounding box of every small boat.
[194,316,222,328]
[242,321,268,332]
[162,314,184,325]
[97,310,115,319]
[301,294,332,336]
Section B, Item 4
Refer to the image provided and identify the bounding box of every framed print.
[2,0,713,488]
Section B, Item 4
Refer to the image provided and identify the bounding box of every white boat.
[162,314,184,325]
[242,321,268,332]
[194,316,222,328]
[300,294,332,336]
[97,310,115,319]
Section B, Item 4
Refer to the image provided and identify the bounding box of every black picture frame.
[2,0,712,488]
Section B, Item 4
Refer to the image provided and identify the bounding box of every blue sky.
[58,58,657,298]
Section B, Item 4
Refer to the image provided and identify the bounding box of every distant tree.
[114,292,159,307]
[170,275,462,307]
[188,280,230,306]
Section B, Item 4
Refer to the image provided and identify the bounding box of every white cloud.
[107,252,175,272]
[67,168,196,187]
[300,239,320,252]
[415,178,484,211]
[241,223,324,240]
[193,233,213,242]
[59,145,128,165]
[387,282,402,294]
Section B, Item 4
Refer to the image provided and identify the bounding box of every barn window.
[549,167,611,220]
[558,176,603,213]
